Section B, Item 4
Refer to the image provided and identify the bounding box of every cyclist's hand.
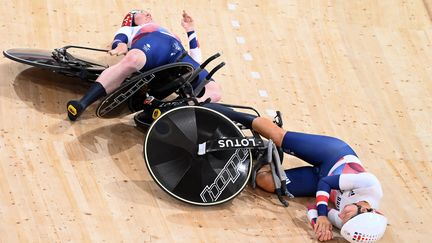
[109,43,128,56]
[314,216,333,241]
[181,10,195,32]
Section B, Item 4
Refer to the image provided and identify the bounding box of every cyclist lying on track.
[201,103,387,242]
[67,10,221,121]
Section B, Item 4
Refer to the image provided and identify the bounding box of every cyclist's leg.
[67,49,146,121]
[280,131,356,169]
[202,103,257,128]
[251,117,286,147]
[257,165,319,196]
[180,54,221,103]
[98,49,146,93]
[251,117,356,167]
[198,81,221,103]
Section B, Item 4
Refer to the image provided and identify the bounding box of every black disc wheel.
[3,48,106,81]
[144,106,252,206]
[4,48,71,70]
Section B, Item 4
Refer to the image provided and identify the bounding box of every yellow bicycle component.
[152,109,161,120]
[68,105,78,115]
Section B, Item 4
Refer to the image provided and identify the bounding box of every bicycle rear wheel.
[144,106,252,206]
[3,48,106,81]
[4,48,70,70]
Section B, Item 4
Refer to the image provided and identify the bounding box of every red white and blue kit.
[201,103,383,228]
[280,132,383,228]
[111,22,207,87]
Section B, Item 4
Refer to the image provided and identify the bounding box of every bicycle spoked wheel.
[144,106,252,206]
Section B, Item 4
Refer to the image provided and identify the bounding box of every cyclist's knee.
[270,127,286,147]
[205,82,222,102]
[327,136,355,154]
[120,49,147,71]
[252,117,286,147]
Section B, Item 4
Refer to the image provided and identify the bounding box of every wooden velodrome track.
[0,0,431,242]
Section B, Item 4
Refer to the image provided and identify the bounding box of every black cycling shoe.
[128,92,146,113]
[67,100,84,121]
[133,108,160,131]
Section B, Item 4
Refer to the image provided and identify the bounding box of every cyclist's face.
[339,204,358,224]
[339,201,373,224]
[134,11,152,25]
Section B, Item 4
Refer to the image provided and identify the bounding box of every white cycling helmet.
[341,212,387,243]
